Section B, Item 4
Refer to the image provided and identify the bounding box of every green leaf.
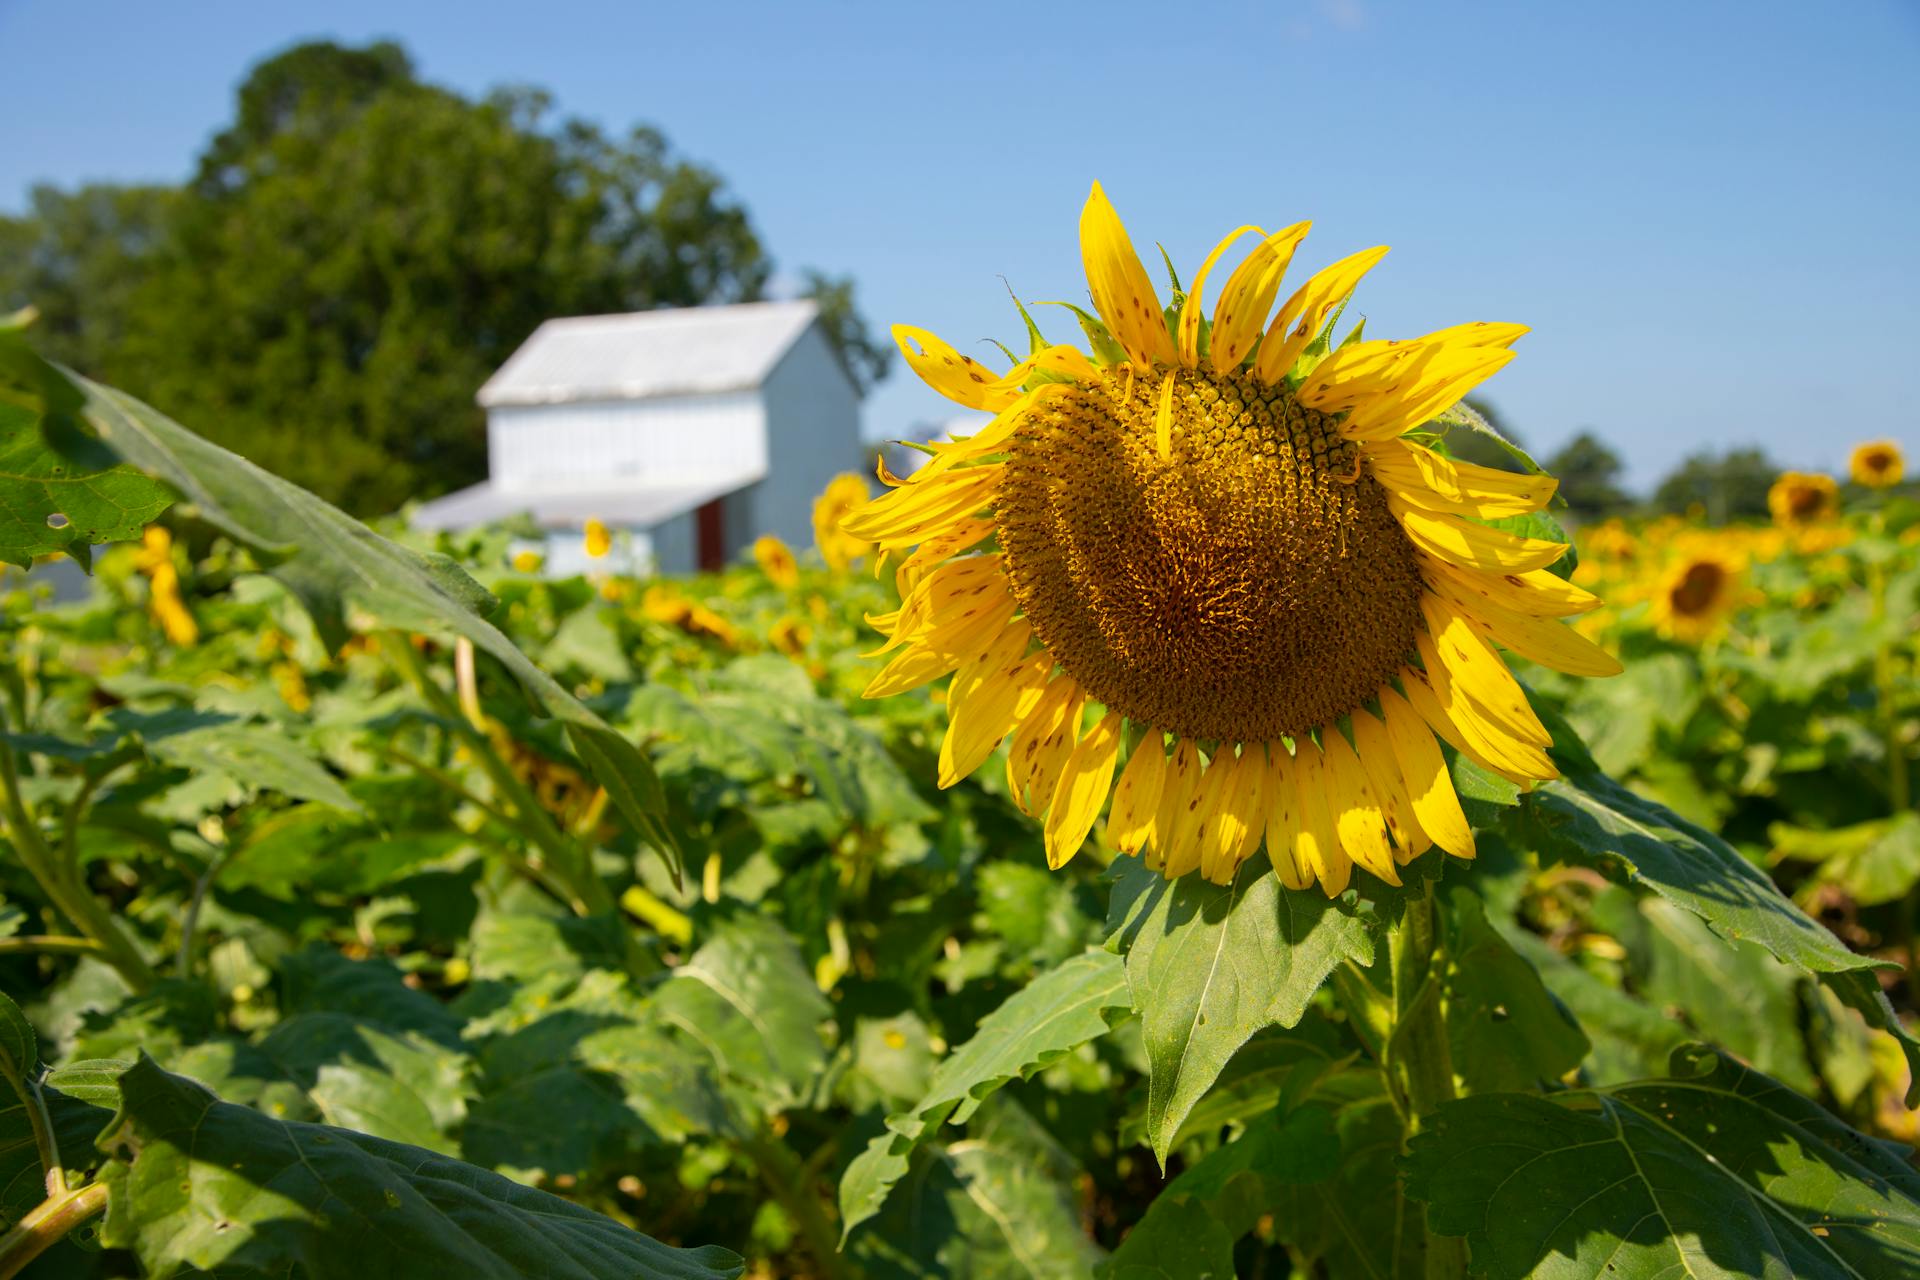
[1507,768,1888,978]
[1444,890,1590,1093]
[64,366,680,879]
[257,1013,472,1151]
[1267,1069,1417,1277]
[96,1056,744,1279]
[1099,1195,1235,1280]
[1105,852,1374,1164]
[838,948,1129,1240]
[650,916,830,1108]
[1102,1104,1339,1276]
[1772,813,1920,908]
[106,706,360,812]
[851,1100,1105,1280]
[1501,929,1692,1083]
[1404,1046,1920,1280]
[1,1055,121,1230]
[0,325,174,570]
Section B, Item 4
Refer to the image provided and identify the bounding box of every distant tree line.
[0,41,890,515]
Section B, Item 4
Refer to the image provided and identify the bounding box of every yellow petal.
[1397,661,1539,786]
[1080,183,1176,368]
[1155,370,1176,460]
[1377,687,1476,860]
[939,652,1050,788]
[946,617,1032,718]
[1291,741,1352,897]
[894,325,1017,410]
[862,587,1016,698]
[900,387,1069,488]
[1045,710,1123,869]
[1198,747,1262,884]
[1254,246,1389,384]
[1349,707,1426,861]
[1209,223,1311,375]
[1413,548,1601,618]
[1366,441,1557,519]
[1339,348,1515,443]
[1389,498,1568,574]
[1164,746,1226,881]
[1109,731,1168,855]
[868,555,1005,656]
[1008,677,1084,816]
[1264,744,1312,891]
[1427,578,1623,677]
[1420,596,1553,747]
[841,463,1002,546]
[1180,224,1263,367]
[1412,633,1558,780]
[897,517,1000,580]
[1148,738,1202,873]
[1321,728,1399,885]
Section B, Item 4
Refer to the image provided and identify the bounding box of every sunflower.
[583,518,613,559]
[812,473,875,571]
[842,185,1621,896]
[1647,550,1741,643]
[754,534,801,589]
[1849,440,1905,489]
[134,525,198,647]
[1767,471,1839,526]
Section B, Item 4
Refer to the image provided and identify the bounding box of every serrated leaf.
[1404,1047,1920,1280]
[838,948,1129,1239]
[64,367,680,879]
[96,1056,744,1279]
[651,916,830,1108]
[0,327,174,570]
[1445,890,1590,1093]
[1105,853,1374,1163]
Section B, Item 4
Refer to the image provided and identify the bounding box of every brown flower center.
[994,367,1424,742]
[1669,561,1727,616]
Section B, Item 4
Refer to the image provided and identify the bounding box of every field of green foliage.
[2,313,1918,1279]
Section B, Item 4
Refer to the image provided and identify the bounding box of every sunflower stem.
[1386,879,1468,1280]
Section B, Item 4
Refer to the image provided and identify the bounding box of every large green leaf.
[62,363,680,878]
[96,1055,744,1279]
[256,1012,472,1152]
[0,321,175,569]
[1772,814,1920,909]
[650,916,830,1109]
[1105,853,1374,1163]
[851,1100,1105,1280]
[1403,1046,1920,1280]
[0,1052,121,1230]
[838,948,1129,1239]
[1445,890,1590,1094]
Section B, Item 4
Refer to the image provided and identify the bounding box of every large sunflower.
[843,185,1620,896]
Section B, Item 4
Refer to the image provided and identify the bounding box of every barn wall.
[746,324,862,561]
[488,394,767,488]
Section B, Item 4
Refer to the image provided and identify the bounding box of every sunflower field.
[2,192,1918,1280]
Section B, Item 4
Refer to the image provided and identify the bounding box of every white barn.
[412,300,861,576]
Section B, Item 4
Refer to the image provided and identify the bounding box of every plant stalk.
[0,1181,108,1279]
[1387,880,1467,1280]
[739,1130,851,1280]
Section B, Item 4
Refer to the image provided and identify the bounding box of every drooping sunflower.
[1767,471,1839,526]
[1647,550,1742,643]
[754,534,801,589]
[1849,440,1905,489]
[843,184,1621,896]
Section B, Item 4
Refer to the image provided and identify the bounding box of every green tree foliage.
[0,40,886,515]
[1544,429,1635,521]
[1653,445,1780,523]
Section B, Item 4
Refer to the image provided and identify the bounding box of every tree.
[0,40,886,514]
[800,269,893,395]
[1652,447,1779,524]
[1543,430,1634,521]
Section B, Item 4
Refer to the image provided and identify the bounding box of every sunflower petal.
[1081,183,1176,368]
[1377,687,1476,859]
[841,463,1003,546]
[1109,731,1168,855]
[1366,441,1557,518]
[1427,577,1624,677]
[863,587,1017,698]
[1046,710,1123,869]
[1255,246,1390,384]
[939,652,1049,788]
[1149,738,1202,873]
[1412,633,1558,780]
[1350,707,1425,861]
[1210,222,1311,374]
[1389,498,1569,574]
[894,325,1017,410]
[1008,677,1085,816]
[1291,741,1352,897]
[1420,596,1553,747]
[1179,225,1263,367]
[1412,548,1601,618]
[1322,728,1399,884]
[1263,744,1312,891]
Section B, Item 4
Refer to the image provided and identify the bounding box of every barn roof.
[477,300,820,408]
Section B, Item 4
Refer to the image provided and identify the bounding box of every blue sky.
[4,0,1917,489]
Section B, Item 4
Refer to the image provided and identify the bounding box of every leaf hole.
[46,512,69,529]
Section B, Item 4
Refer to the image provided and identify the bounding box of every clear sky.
[4,0,1917,489]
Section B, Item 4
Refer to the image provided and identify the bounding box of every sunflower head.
[1648,551,1741,643]
[753,534,800,589]
[1767,471,1839,526]
[844,183,1620,897]
[512,549,545,574]
[1849,440,1905,489]
[583,518,613,560]
[812,473,875,571]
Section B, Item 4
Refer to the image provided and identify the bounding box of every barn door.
[695,498,725,573]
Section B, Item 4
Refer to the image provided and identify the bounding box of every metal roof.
[409,475,755,531]
[477,300,820,408]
